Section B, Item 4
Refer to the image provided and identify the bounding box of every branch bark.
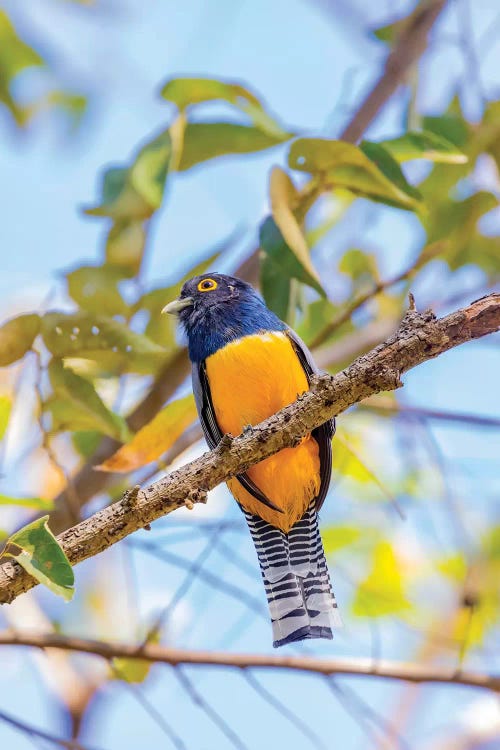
[47,0,448,534]
[1,631,499,692]
[0,293,498,605]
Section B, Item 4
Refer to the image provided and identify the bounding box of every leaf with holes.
[0,313,40,367]
[97,394,197,473]
[47,360,130,441]
[41,312,167,375]
[288,138,422,211]
[5,516,74,601]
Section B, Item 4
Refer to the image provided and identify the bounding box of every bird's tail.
[244,500,341,648]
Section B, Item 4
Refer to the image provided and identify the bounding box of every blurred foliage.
[0,7,499,724]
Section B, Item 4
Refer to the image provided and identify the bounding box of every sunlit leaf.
[66,265,130,317]
[5,516,74,601]
[437,553,467,582]
[322,525,361,556]
[351,541,411,617]
[0,395,12,440]
[359,141,422,203]
[112,656,153,683]
[338,248,379,283]
[160,76,290,138]
[289,138,422,211]
[379,131,467,164]
[105,220,147,275]
[47,359,130,441]
[97,394,197,473]
[41,312,167,375]
[0,313,40,366]
[178,123,290,171]
[0,494,54,511]
[269,166,325,294]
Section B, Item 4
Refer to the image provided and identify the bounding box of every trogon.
[163,273,341,647]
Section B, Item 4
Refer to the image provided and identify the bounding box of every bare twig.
[1,631,499,691]
[0,293,498,605]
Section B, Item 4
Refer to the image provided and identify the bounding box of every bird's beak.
[161,297,194,315]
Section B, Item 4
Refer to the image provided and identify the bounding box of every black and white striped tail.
[244,501,341,648]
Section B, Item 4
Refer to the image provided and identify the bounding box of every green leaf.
[5,516,74,601]
[269,166,325,294]
[85,129,172,219]
[0,495,54,511]
[322,525,361,556]
[160,76,289,138]
[338,248,379,283]
[259,215,324,320]
[288,138,422,211]
[105,220,147,275]
[0,313,40,366]
[41,312,167,375]
[72,430,102,459]
[178,123,290,171]
[351,541,411,617]
[47,359,130,441]
[379,130,468,164]
[0,11,43,78]
[359,141,422,203]
[66,265,130,317]
[422,112,470,150]
[0,395,12,440]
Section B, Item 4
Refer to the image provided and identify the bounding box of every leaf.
[0,11,43,77]
[379,130,468,164]
[351,541,411,617]
[0,495,54,511]
[359,141,422,203]
[112,656,153,683]
[178,123,290,171]
[322,525,361,556]
[437,553,467,582]
[259,215,324,320]
[5,516,74,601]
[338,248,379,283]
[0,395,12,440]
[160,76,290,138]
[41,312,167,375]
[72,430,102,459]
[97,394,197,473]
[269,167,325,294]
[105,220,147,275]
[288,138,422,211]
[47,359,130,441]
[85,130,172,219]
[66,265,130,317]
[0,313,40,366]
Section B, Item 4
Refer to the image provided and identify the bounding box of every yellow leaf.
[97,394,197,473]
[351,541,412,617]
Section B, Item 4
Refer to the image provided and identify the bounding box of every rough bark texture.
[0,293,498,605]
[0,631,498,692]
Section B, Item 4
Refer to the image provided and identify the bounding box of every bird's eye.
[197,278,218,292]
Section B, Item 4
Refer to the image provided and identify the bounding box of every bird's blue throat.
[180,296,286,362]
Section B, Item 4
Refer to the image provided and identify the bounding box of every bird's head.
[162,272,285,361]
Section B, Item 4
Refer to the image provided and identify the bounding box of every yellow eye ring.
[197,278,218,292]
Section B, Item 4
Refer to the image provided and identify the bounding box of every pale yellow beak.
[161,297,194,315]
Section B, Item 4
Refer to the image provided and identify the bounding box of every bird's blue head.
[162,273,286,362]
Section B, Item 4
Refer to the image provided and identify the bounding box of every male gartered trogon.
[163,273,341,647]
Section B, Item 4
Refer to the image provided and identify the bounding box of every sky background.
[0,1,499,748]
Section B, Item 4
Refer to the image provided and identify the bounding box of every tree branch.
[0,293,498,604]
[1,631,499,692]
[47,0,448,533]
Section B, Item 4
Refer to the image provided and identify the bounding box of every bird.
[163,273,341,647]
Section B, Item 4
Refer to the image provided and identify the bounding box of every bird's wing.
[285,328,335,512]
[192,361,285,514]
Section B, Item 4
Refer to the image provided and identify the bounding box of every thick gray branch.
[0,293,498,604]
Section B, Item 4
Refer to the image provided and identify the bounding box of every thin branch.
[1,631,499,691]
[0,293,499,604]
[0,707,98,750]
[359,398,500,429]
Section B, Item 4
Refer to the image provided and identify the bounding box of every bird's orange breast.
[205,332,320,532]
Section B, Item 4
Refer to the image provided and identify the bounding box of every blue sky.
[0,1,499,748]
